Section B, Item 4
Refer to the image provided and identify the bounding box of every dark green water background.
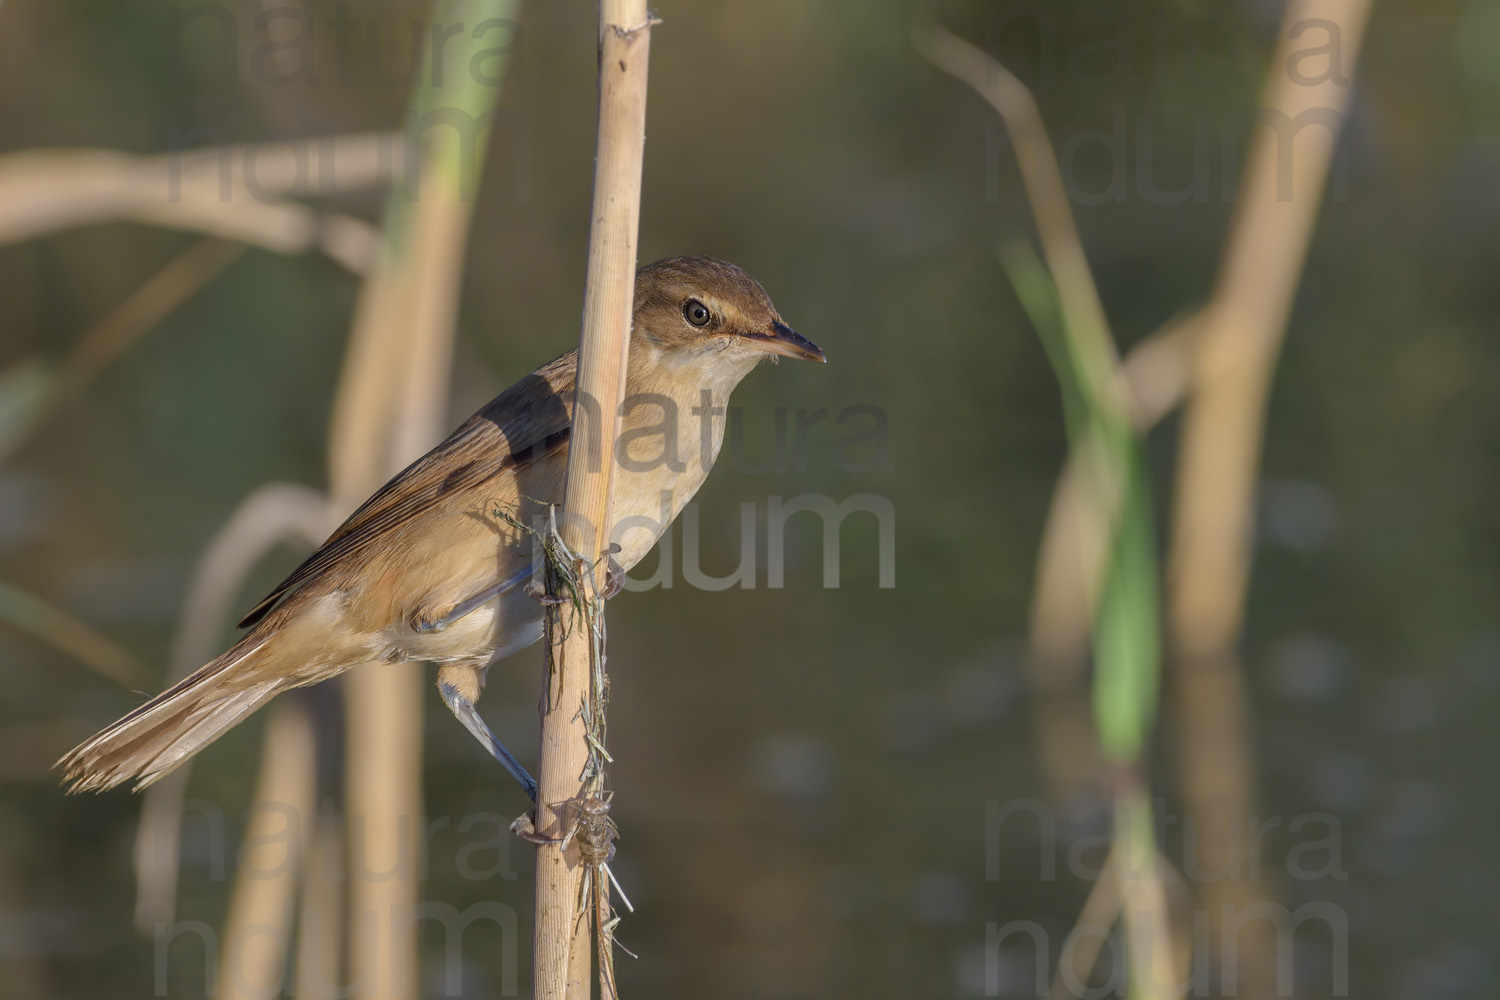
[1,1,1495,997]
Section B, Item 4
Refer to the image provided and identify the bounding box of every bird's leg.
[510,810,564,845]
[438,680,538,802]
[412,565,533,633]
[524,543,625,603]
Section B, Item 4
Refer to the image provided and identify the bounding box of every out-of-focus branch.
[161,133,405,201]
[0,580,150,690]
[1170,1,1371,649]
[295,804,346,1000]
[132,482,332,933]
[1165,2,1372,995]
[215,698,318,1000]
[0,137,398,271]
[167,485,336,691]
[326,5,520,998]
[1046,841,1120,1000]
[918,24,1127,421]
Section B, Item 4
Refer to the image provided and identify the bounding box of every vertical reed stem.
[333,4,519,995]
[1165,1,1371,994]
[532,4,653,999]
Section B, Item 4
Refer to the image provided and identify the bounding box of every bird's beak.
[736,321,827,363]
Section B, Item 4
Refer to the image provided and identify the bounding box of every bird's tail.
[58,635,287,793]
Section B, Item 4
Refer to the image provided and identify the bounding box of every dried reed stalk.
[533,4,653,999]
[0,137,399,270]
[330,5,519,996]
[0,581,150,689]
[294,805,347,1000]
[917,27,1125,417]
[215,697,318,1000]
[1165,1,1371,994]
[330,20,513,1000]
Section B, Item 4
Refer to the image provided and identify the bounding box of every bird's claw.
[602,543,624,599]
[525,544,624,602]
[526,582,569,605]
[511,809,564,845]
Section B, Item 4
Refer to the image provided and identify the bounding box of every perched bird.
[59,256,823,797]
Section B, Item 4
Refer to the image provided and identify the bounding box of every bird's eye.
[683,299,712,327]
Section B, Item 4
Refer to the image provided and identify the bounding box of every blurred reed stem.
[215,697,318,1000]
[925,25,1182,996]
[1025,312,1199,798]
[326,4,520,997]
[0,139,392,269]
[933,2,1374,995]
[1164,1,1372,994]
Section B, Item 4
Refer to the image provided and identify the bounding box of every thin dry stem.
[919,24,1129,421]
[924,25,1190,994]
[1046,841,1121,1000]
[0,580,150,690]
[922,26,1200,800]
[1115,784,1177,1000]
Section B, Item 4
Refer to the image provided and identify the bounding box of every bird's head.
[631,256,825,374]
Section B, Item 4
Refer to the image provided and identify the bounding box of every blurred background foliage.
[0,0,1496,998]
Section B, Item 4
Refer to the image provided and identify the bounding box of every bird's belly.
[376,588,543,666]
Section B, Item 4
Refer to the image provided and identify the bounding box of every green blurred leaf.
[1093,441,1160,760]
[1003,239,1160,762]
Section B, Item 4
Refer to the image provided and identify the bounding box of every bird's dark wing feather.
[237,352,577,629]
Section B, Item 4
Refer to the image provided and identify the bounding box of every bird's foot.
[525,543,625,602]
[525,582,570,605]
[510,809,564,845]
[601,544,625,599]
